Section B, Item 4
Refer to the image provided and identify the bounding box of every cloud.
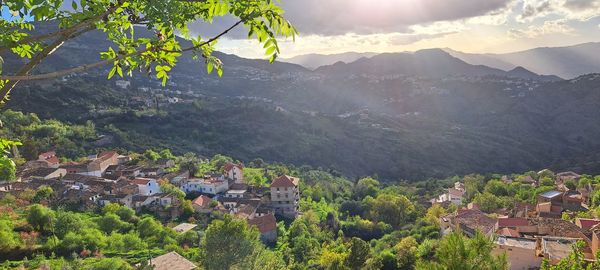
[517,0,600,22]
[388,32,457,45]
[189,0,512,39]
[509,19,575,38]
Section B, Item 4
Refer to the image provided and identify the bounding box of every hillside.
[445,43,600,79]
[4,23,600,180]
[280,52,378,70]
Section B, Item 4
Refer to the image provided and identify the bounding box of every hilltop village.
[3,149,600,269]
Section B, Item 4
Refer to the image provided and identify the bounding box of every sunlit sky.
[190,0,600,58]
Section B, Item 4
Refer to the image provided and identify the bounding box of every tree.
[368,194,415,228]
[0,218,20,252]
[0,156,17,182]
[32,186,54,203]
[395,237,417,270]
[96,213,131,234]
[137,217,162,239]
[417,231,508,270]
[354,177,380,199]
[200,215,262,270]
[425,204,447,226]
[346,237,370,270]
[0,0,296,103]
[27,204,55,233]
[180,152,200,176]
[55,211,84,238]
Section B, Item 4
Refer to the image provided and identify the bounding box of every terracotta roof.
[18,167,63,179]
[132,178,151,185]
[497,217,529,227]
[576,218,600,230]
[223,163,243,172]
[39,151,56,159]
[496,228,520,237]
[455,209,496,235]
[271,175,299,188]
[149,252,197,270]
[447,188,465,197]
[192,195,212,208]
[98,151,118,159]
[248,213,277,234]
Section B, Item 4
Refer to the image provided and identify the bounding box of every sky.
[189,0,600,58]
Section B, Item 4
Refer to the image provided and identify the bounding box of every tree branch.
[0,19,245,81]
[0,0,125,53]
[0,26,95,103]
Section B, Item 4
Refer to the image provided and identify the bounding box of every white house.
[181,178,229,195]
[132,178,161,196]
[224,163,244,183]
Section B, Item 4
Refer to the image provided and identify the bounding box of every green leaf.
[108,66,117,79]
[207,62,214,74]
[217,68,223,77]
[265,46,276,56]
[71,0,77,10]
[116,65,123,77]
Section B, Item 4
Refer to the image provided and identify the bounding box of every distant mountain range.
[284,43,600,79]
[315,49,561,82]
[445,42,600,79]
[281,52,377,70]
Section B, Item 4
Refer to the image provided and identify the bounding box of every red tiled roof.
[45,156,59,165]
[248,213,277,233]
[192,195,212,207]
[223,163,243,172]
[39,151,56,159]
[132,178,151,185]
[576,218,600,230]
[496,228,520,237]
[99,151,118,159]
[271,175,299,188]
[497,218,529,227]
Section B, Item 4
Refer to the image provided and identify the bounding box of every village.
[433,171,600,269]
[0,150,301,269]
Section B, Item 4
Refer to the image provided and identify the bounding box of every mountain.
[7,22,600,181]
[315,49,558,81]
[280,52,378,70]
[445,43,600,79]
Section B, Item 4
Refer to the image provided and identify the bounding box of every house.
[147,251,197,270]
[173,223,197,233]
[537,237,593,265]
[432,187,465,206]
[132,178,161,196]
[495,218,529,231]
[17,167,67,181]
[156,158,175,169]
[37,151,60,168]
[575,218,600,230]
[519,175,537,186]
[270,175,300,218]
[248,213,278,243]
[446,209,496,238]
[115,80,131,89]
[556,171,581,185]
[224,163,244,183]
[225,189,248,199]
[538,190,563,204]
[140,167,163,177]
[192,195,214,213]
[562,190,586,212]
[181,177,229,195]
[98,194,134,208]
[60,151,119,177]
[493,236,542,270]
